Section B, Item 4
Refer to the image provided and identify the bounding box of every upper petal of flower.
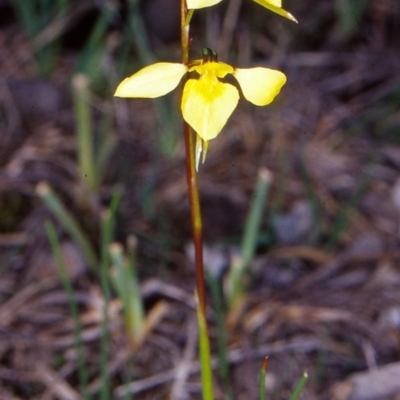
[233,67,287,106]
[181,75,239,141]
[186,0,222,9]
[190,61,234,79]
[252,0,298,22]
[114,63,188,98]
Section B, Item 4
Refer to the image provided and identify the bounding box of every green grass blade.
[73,74,97,191]
[75,3,114,76]
[12,1,37,36]
[45,220,91,400]
[207,272,233,400]
[100,187,123,269]
[297,157,323,243]
[335,0,369,38]
[110,240,144,342]
[228,168,272,307]
[98,188,122,400]
[11,0,69,76]
[126,236,145,332]
[37,182,98,269]
[325,168,369,250]
[96,123,117,186]
[288,372,308,400]
[241,168,272,265]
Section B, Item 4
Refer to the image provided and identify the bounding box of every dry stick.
[115,337,322,397]
[180,0,206,316]
[36,364,80,400]
[170,317,198,400]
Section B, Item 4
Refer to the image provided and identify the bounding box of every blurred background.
[1,0,400,399]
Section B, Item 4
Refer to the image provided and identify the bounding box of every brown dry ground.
[1,0,400,399]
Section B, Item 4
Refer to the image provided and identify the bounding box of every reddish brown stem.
[181,0,206,315]
[184,122,206,314]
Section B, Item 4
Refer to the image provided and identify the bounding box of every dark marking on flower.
[201,48,218,63]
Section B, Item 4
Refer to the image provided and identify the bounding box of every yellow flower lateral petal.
[265,0,281,6]
[181,76,239,141]
[114,63,188,99]
[186,0,222,9]
[252,0,298,22]
[233,67,287,106]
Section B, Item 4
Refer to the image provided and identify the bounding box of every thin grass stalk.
[335,0,369,38]
[45,221,91,400]
[12,0,67,76]
[126,0,154,64]
[297,157,323,242]
[99,221,111,400]
[228,168,272,307]
[99,188,122,400]
[110,242,144,343]
[75,6,112,74]
[12,1,36,37]
[127,235,145,323]
[258,356,268,400]
[207,272,233,399]
[127,236,145,336]
[325,168,369,250]
[240,168,272,267]
[37,182,98,268]
[73,74,97,191]
[96,116,117,185]
[288,372,308,400]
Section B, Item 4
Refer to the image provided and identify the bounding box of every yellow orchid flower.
[187,0,297,22]
[115,48,286,167]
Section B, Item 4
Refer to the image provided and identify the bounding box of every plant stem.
[181,0,190,64]
[184,123,206,313]
[181,4,213,399]
[180,0,206,315]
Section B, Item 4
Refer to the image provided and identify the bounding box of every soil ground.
[1,1,400,399]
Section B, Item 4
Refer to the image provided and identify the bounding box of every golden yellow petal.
[186,0,222,9]
[252,0,298,22]
[233,67,287,106]
[114,63,187,98]
[181,76,239,141]
[265,0,281,7]
[190,61,234,79]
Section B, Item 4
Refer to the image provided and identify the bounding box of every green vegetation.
[1,0,398,398]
